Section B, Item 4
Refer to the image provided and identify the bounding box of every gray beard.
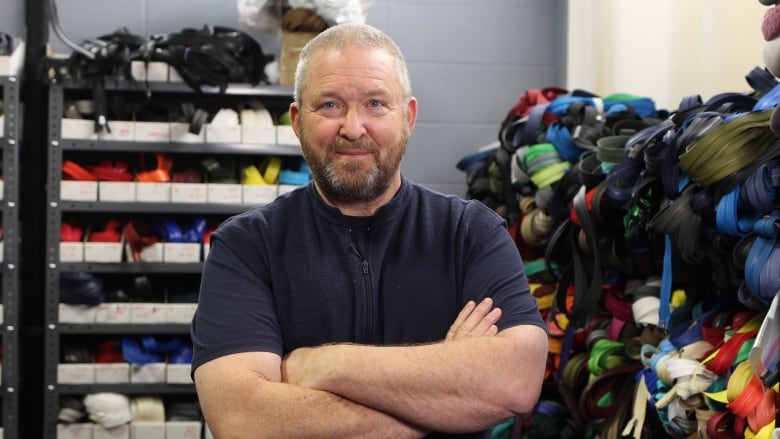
[316,158,391,203]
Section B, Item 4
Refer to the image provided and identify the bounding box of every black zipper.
[349,227,373,342]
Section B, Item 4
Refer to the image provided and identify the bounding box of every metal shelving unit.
[44,81,296,437]
[1,74,22,439]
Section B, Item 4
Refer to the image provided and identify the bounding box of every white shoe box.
[278,184,302,196]
[59,304,96,324]
[166,421,202,439]
[135,182,171,203]
[165,303,197,324]
[61,118,97,140]
[98,182,136,202]
[98,121,134,142]
[163,243,201,263]
[61,181,98,201]
[135,122,170,142]
[0,42,24,77]
[94,303,131,324]
[242,184,278,205]
[94,424,129,439]
[276,125,298,145]
[206,124,241,143]
[171,183,207,203]
[130,362,166,383]
[57,423,94,439]
[130,422,164,439]
[83,241,123,263]
[130,60,169,82]
[129,303,166,324]
[242,125,276,144]
[124,242,164,263]
[207,183,242,204]
[170,123,204,143]
[58,363,95,384]
[94,363,130,384]
[165,364,192,384]
[60,242,84,262]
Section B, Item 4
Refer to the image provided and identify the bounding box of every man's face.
[290,46,417,204]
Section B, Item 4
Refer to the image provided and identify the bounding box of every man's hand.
[284,298,502,386]
[445,297,502,341]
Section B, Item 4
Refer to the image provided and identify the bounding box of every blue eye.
[369,99,382,107]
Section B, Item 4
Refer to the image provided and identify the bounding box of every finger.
[452,300,477,327]
[459,297,494,331]
[446,300,476,340]
[471,307,502,336]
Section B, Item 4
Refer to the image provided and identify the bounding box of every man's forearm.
[282,325,547,433]
[234,381,428,439]
[195,354,427,439]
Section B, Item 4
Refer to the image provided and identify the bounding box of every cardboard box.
[207,183,242,204]
[168,66,183,83]
[57,423,94,439]
[98,182,136,202]
[166,364,192,384]
[206,124,241,143]
[242,125,276,144]
[278,184,302,196]
[129,303,166,324]
[130,60,146,82]
[166,421,202,439]
[165,303,197,324]
[94,363,130,384]
[94,424,129,439]
[146,62,169,82]
[124,242,164,264]
[170,122,204,143]
[61,118,97,140]
[0,41,25,76]
[59,304,96,324]
[84,242,123,263]
[130,422,165,439]
[58,363,95,384]
[61,181,98,201]
[276,125,298,145]
[135,182,171,203]
[60,242,84,263]
[163,243,201,263]
[171,183,207,203]
[130,60,168,82]
[98,121,134,142]
[94,303,131,324]
[242,184,278,205]
[134,122,170,142]
[129,363,166,383]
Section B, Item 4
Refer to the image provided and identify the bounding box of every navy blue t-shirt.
[191,176,544,438]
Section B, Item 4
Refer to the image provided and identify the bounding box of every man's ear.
[406,97,418,132]
[289,102,300,138]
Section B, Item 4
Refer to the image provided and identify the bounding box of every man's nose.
[339,107,367,140]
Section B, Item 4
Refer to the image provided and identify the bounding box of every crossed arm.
[194,298,548,439]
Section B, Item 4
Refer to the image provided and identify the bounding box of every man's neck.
[316,176,402,217]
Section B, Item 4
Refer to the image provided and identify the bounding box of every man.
[191,22,547,438]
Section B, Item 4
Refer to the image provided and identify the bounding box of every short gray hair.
[293,23,412,103]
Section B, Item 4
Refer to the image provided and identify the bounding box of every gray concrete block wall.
[43,0,567,197]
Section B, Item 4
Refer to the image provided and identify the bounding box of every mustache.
[332,138,377,153]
